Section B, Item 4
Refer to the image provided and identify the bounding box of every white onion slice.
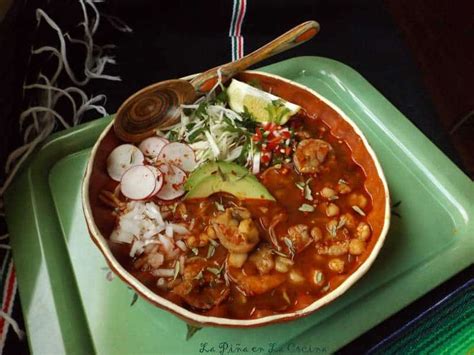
[169,223,189,235]
[156,164,186,200]
[107,144,144,181]
[110,229,134,244]
[138,137,169,158]
[151,269,175,278]
[176,240,187,252]
[252,151,261,175]
[158,142,196,172]
[147,166,165,197]
[120,166,156,200]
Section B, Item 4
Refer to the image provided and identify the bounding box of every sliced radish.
[107,144,144,182]
[147,166,165,197]
[121,165,156,200]
[139,137,169,158]
[158,142,196,172]
[156,163,186,200]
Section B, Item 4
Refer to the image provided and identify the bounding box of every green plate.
[5,57,474,354]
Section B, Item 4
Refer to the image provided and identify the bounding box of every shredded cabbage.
[163,100,256,168]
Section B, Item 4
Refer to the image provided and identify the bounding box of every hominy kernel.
[289,269,305,284]
[337,183,351,194]
[320,187,336,199]
[275,256,294,273]
[326,219,339,238]
[327,242,349,256]
[356,222,371,241]
[349,238,366,255]
[328,258,345,273]
[326,203,340,217]
[349,193,368,208]
[341,213,356,229]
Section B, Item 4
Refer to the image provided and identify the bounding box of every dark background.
[0,0,472,353]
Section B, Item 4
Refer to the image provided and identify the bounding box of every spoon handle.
[190,20,319,94]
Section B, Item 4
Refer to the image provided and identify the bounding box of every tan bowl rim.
[82,70,391,327]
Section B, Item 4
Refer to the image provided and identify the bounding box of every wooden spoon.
[114,20,320,142]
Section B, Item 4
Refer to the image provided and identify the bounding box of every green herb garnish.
[214,201,225,212]
[352,206,366,216]
[216,166,227,181]
[167,131,178,142]
[304,178,313,201]
[298,203,315,212]
[326,223,337,237]
[173,261,181,280]
[188,127,206,143]
[209,238,219,247]
[283,237,295,257]
[316,271,324,284]
[194,102,208,119]
[295,182,305,190]
[206,267,221,276]
[194,270,204,280]
[214,88,228,104]
[272,249,289,258]
[207,244,216,258]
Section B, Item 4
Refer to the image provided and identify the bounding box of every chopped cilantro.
[167,131,178,142]
[194,102,208,119]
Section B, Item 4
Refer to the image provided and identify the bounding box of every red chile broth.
[109,112,372,320]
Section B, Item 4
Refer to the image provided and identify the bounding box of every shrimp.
[293,139,333,174]
[267,212,287,249]
[287,224,313,253]
[227,266,286,296]
[172,258,230,310]
[211,207,259,253]
[249,244,275,275]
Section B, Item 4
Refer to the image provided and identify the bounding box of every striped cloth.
[368,279,474,354]
[229,0,247,61]
[0,252,19,354]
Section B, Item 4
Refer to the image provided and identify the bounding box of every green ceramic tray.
[5,57,474,354]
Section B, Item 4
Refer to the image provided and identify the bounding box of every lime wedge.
[227,79,301,124]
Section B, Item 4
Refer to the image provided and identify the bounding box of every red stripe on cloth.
[235,0,246,36]
[238,36,244,59]
[235,0,246,37]
[0,262,16,339]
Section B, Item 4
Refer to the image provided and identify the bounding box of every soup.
[92,75,381,321]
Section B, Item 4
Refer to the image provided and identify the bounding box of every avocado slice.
[185,161,256,191]
[185,161,274,201]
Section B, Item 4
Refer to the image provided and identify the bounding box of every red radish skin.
[120,166,157,200]
[156,163,186,200]
[158,142,196,172]
[147,166,165,197]
[139,137,169,158]
[107,144,144,181]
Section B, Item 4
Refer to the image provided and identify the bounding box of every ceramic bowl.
[82,70,390,327]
